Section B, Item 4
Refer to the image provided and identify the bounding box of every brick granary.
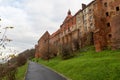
[94,0,120,51]
[35,0,120,58]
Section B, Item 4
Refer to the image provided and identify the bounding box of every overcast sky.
[0,0,93,56]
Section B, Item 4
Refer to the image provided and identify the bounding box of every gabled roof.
[38,31,50,42]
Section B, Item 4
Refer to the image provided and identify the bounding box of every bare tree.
[0,18,14,80]
[0,18,13,53]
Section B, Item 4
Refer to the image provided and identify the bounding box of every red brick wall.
[94,0,120,51]
[94,0,108,52]
[35,31,50,58]
[111,14,120,50]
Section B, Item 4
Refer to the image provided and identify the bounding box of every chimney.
[82,3,86,9]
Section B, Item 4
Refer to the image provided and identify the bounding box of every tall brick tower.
[110,0,120,50]
[94,0,120,51]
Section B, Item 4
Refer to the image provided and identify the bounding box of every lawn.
[16,63,28,80]
[33,46,120,80]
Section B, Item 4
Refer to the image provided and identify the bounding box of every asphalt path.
[25,61,67,80]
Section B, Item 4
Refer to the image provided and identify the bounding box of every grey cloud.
[0,0,93,54]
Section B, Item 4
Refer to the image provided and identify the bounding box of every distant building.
[35,0,120,58]
[35,31,50,58]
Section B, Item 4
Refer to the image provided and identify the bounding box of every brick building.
[50,29,60,47]
[75,1,95,48]
[35,31,50,58]
[59,10,76,45]
[94,0,120,52]
[35,0,120,58]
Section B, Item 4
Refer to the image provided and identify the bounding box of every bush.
[0,64,17,80]
[0,65,6,79]
[60,44,74,60]
[19,49,35,60]
[16,55,27,66]
[6,64,17,80]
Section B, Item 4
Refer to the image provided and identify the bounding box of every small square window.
[108,34,112,38]
[106,12,109,16]
[89,9,92,13]
[68,27,70,31]
[107,23,110,27]
[90,23,93,26]
[116,6,119,11]
[104,2,107,7]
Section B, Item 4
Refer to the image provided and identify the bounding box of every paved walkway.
[25,61,67,80]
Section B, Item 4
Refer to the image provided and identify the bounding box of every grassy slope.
[16,63,28,80]
[33,46,120,80]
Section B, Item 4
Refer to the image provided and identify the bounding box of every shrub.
[16,55,27,66]
[0,65,5,79]
[0,64,17,80]
[6,64,17,80]
[60,44,74,60]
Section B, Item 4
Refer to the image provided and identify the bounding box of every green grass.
[16,63,28,80]
[33,46,120,80]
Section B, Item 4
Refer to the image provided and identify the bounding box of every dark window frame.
[107,22,110,27]
[104,2,107,7]
[106,12,109,16]
[108,34,112,38]
[116,6,119,11]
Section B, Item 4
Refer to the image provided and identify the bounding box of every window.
[90,23,93,26]
[90,16,93,21]
[116,6,119,11]
[104,2,107,7]
[89,9,92,13]
[44,40,47,43]
[106,12,109,16]
[108,34,112,38]
[68,27,70,31]
[107,23,110,27]
[89,9,91,12]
